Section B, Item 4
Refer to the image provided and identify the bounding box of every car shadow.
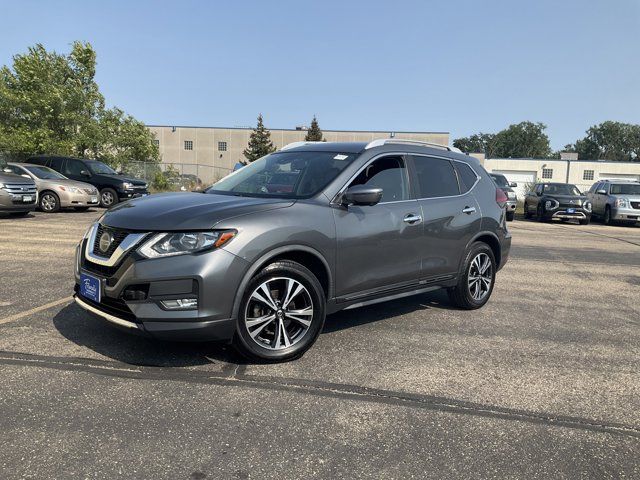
[52,303,246,367]
[53,289,454,366]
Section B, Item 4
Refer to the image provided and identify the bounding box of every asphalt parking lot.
[0,210,638,479]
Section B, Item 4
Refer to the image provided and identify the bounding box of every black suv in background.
[524,182,592,225]
[27,156,148,208]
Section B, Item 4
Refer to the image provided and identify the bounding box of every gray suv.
[586,179,640,225]
[0,161,38,216]
[74,140,511,361]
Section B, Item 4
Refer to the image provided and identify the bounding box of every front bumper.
[59,191,99,208]
[118,188,149,201]
[74,233,250,342]
[0,192,37,212]
[543,208,591,221]
[611,207,640,222]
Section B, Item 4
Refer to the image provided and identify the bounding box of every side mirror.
[342,185,383,206]
[21,174,31,179]
[596,189,606,195]
[509,182,518,187]
[80,170,91,177]
[2,168,12,173]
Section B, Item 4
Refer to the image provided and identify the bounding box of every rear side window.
[412,156,460,198]
[49,157,65,171]
[63,159,85,176]
[454,162,479,193]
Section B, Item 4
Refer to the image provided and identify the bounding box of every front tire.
[234,260,326,362]
[524,203,532,219]
[448,242,496,310]
[100,188,118,208]
[604,206,612,225]
[537,204,546,222]
[40,192,60,213]
[579,217,590,225]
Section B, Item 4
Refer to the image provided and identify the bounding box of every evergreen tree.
[305,115,324,142]
[243,114,276,161]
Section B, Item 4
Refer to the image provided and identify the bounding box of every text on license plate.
[22,195,33,202]
[80,273,101,303]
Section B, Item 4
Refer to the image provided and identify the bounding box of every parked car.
[586,179,640,225]
[489,173,517,221]
[27,155,148,208]
[0,161,38,216]
[7,163,99,213]
[524,182,592,224]
[73,140,511,361]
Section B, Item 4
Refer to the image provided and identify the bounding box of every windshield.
[87,161,117,175]
[543,184,581,196]
[25,165,67,180]
[207,151,357,198]
[610,183,640,195]
[490,174,509,187]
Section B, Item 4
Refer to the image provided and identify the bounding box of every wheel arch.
[466,231,501,269]
[230,245,333,321]
[39,189,60,209]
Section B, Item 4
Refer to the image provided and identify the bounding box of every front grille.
[83,188,97,195]
[2,183,37,195]
[75,285,137,322]
[82,252,132,279]
[631,201,640,210]
[132,184,147,190]
[92,224,130,258]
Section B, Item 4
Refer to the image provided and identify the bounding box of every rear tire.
[506,211,515,222]
[100,188,118,208]
[448,242,496,310]
[233,260,326,362]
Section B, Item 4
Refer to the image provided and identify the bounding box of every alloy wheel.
[244,277,314,350]
[467,253,493,301]
[101,191,114,206]
[41,194,57,212]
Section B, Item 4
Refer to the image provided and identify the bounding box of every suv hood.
[544,194,588,206]
[101,192,294,230]
[95,173,147,185]
[0,171,35,185]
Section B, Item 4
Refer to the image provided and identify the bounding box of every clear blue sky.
[1,0,638,149]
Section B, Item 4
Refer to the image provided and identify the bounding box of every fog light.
[160,298,198,310]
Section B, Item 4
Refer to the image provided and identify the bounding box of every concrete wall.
[149,125,449,171]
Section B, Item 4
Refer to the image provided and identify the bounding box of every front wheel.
[100,188,118,208]
[234,260,326,362]
[603,206,612,225]
[537,204,546,222]
[579,217,590,225]
[40,192,60,213]
[448,242,496,310]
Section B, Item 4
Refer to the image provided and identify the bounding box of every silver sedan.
[7,163,99,212]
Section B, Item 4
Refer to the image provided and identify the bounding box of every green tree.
[491,121,551,158]
[565,121,640,161]
[304,115,324,141]
[453,133,495,155]
[243,113,276,161]
[0,42,159,167]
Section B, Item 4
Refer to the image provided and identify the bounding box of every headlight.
[58,185,81,193]
[545,199,559,210]
[138,230,237,258]
[122,182,134,190]
[615,198,629,208]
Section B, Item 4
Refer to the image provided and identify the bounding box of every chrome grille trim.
[84,223,148,267]
[2,184,37,194]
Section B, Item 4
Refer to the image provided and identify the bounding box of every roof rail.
[280,141,327,151]
[365,138,462,154]
[600,178,640,183]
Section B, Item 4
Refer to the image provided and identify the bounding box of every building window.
[218,141,227,151]
[184,140,193,150]
[583,170,594,181]
[542,168,553,179]
[153,139,160,147]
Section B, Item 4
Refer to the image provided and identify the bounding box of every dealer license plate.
[80,273,101,303]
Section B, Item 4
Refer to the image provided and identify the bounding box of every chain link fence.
[121,162,233,191]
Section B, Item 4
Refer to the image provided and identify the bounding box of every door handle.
[462,206,476,214]
[403,213,422,224]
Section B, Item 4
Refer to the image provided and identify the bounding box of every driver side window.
[348,156,409,203]
[63,159,86,176]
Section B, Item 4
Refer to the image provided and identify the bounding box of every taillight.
[496,187,508,204]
